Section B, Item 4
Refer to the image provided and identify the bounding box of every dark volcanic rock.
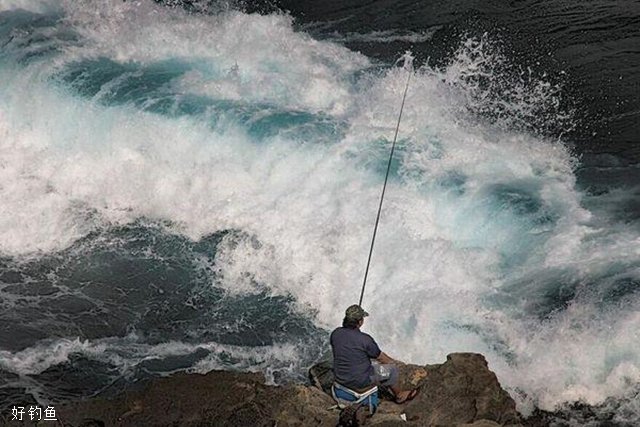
[57,370,285,426]
[310,352,521,427]
[5,353,522,426]
[403,353,520,426]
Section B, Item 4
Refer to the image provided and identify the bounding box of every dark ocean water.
[1,0,639,424]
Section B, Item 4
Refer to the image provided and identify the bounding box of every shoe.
[395,387,420,404]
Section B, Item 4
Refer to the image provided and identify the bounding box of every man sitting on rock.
[330,304,419,406]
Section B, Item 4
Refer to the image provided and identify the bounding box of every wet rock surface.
[4,353,526,426]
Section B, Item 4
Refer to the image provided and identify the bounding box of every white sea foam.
[0,1,639,416]
[0,334,302,385]
[59,0,367,115]
[0,338,106,374]
[0,0,59,13]
[322,28,440,44]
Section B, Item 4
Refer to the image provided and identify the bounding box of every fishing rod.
[358,54,413,307]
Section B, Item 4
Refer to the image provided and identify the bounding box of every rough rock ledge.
[5,352,526,426]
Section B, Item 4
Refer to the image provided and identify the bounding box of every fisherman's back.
[330,326,381,390]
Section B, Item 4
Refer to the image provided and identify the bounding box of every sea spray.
[0,1,639,418]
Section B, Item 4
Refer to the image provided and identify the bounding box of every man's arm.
[376,351,397,365]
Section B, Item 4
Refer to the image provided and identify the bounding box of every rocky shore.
[5,353,543,426]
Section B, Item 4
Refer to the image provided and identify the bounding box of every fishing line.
[359,56,413,307]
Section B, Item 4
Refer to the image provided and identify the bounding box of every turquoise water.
[0,1,639,421]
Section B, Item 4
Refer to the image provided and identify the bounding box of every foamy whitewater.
[1,0,639,422]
